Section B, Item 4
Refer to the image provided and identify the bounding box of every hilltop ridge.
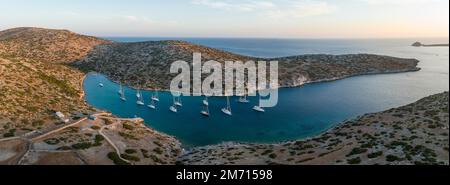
[0,27,110,63]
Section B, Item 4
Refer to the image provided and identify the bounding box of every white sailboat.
[120,93,127,101]
[118,84,127,101]
[169,96,178,113]
[136,89,141,98]
[174,96,183,107]
[98,83,104,87]
[253,93,265,112]
[152,91,160,102]
[238,95,249,103]
[253,105,265,112]
[148,94,156,109]
[238,84,250,103]
[221,96,232,116]
[136,89,144,105]
[118,84,123,95]
[201,104,210,117]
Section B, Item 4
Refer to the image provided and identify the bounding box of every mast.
[120,84,126,101]
[170,95,178,113]
[203,96,209,106]
[227,96,231,112]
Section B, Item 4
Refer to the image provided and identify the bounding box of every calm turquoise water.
[85,38,449,147]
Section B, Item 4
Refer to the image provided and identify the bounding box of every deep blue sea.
[84,38,449,147]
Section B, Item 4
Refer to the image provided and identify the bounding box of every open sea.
[83,38,449,147]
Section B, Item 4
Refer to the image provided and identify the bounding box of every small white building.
[55,112,70,123]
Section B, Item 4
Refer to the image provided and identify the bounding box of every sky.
[0,0,448,38]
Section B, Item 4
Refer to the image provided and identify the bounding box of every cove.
[83,71,442,147]
[85,38,449,147]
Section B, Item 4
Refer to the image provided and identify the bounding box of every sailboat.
[98,83,104,87]
[253,92,265,112]
[169,96,178,113]
[238,84,250,103]
[201,103,210,117]
[238,94,249,103]
[221,96,232,116]
[120,92,127,101]
[119,85,126,101]
[174,96,183,107]
[148,98,156,109]
[136,89,144,105]
[136,89,141,98]
[152,91,160,102]
[118,84,123,95]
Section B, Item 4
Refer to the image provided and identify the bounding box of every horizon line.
[98,35,450,40]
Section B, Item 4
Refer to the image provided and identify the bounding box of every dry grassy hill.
[0,27,110,63]
[0,27,108,137]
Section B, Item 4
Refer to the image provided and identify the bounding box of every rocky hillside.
[0,56,88,130]
[0,27,109,63]
[179,92,449,165]
[0,27,108,137]
[76,41,420,90]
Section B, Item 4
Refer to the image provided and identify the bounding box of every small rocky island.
[412,42,449,47]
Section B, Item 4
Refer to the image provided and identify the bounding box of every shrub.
[95,135,105,143]
[3,132,14,138]
[32,120,45,127]
[153,147,164,155]
[108,152,130,165]
[261,150,273,156]
[386,155,401,162]
[347,147,368,157]
[91,126,100,130]
[122,123,134,130]
[347,157,361,165]
[296,157,315,163]
[44,138,60,145]
[268,153,277,159]
[153,141,163,147]
[141,149,150,158]
[367,151,383,159]
[121,154,140,162]
[125,149,137,154]
[119,132,137,140]
[150,155,163,163]
[72,142,92,150]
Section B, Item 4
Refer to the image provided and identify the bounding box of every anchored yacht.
[221,96,232,116]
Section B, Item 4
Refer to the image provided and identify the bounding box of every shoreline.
[80,66,422,149]
[87,66,421,96]
[179,92,449,165]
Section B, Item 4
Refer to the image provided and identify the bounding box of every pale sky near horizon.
[0,0,448,38]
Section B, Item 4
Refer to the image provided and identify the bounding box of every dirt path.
[98,121,130,163]
[31,117,87,142]
[0,136,21,142]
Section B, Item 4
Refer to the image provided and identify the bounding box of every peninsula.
[76,40,420,90]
